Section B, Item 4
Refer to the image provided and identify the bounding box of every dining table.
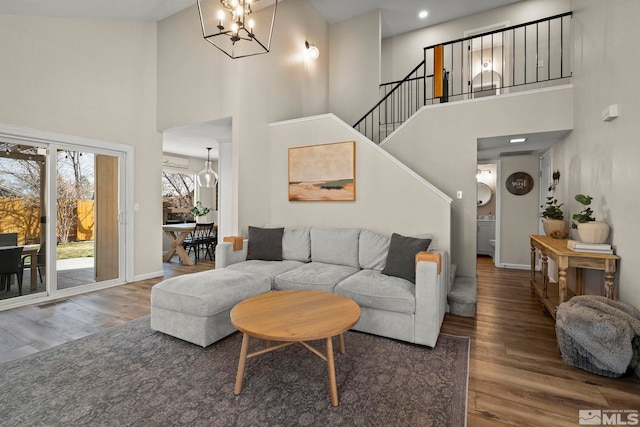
[162,223,197,266]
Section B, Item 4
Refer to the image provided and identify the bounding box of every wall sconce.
[548,170,560,191]
[305,40,319,59]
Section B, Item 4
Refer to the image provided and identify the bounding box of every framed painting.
[288,141,355,201]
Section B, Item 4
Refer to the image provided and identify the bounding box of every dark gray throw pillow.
[246,226,284,261]
[381,233,432,283]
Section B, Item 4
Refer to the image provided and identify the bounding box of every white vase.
[543,219,568,239]
[577,222,610,244]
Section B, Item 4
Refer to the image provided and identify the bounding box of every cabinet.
[477,219,495,257]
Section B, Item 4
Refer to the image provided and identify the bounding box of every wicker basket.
[555,324,635,378]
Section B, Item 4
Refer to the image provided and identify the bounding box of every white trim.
[496,263,530,270]
[133,270,164,282]
[0,123,135,308]
[269,113,453,204]
[0,280,126,312]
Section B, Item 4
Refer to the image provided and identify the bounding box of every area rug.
[0,317,469,426]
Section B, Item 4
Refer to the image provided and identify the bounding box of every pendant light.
[197,147,218,188]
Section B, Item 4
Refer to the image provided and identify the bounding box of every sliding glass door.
[0,130,129,308]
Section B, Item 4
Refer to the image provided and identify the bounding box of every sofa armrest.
[414,249,449,347]
[215,239,249,269]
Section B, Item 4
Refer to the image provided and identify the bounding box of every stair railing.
[354,12,572,144]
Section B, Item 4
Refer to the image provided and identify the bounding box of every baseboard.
[133,270,164,282]
[496,263,530,270]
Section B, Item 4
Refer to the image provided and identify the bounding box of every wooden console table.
[529,235,619,318]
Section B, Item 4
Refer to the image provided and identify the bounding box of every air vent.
[500,150,535,157]
[162,155,190,169]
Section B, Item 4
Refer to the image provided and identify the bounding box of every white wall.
[381,0,570,83]
[329,9,381,126]
[157,0,330,239]
[0,15,162,278]
[268,114,451,252]
[553,0,640,310]
[382,86,573,277]
[499,156,541,267]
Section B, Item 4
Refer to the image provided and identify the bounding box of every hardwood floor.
[1,255,639,425]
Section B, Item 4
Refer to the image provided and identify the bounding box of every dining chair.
[0,246,25,296]
[183,223,214,264]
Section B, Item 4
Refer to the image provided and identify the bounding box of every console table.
[529,235,619,318]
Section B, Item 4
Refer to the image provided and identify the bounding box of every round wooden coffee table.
[230,290,361,406]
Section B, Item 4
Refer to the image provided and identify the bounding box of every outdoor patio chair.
[0,232,18,247]
[0,246,25,295]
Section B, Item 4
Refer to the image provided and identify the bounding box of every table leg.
[234,333,250,395]
[30,257,37,292]
[530,246,536,293]
[326,336,339,406]
[558,267,567,304]
[338,334,346,354]
[163,231,194,266]
[541,254,548,298]
[604,259,616,299]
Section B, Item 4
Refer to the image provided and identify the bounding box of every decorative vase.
[577,222,610,244]
[543,219,568,239]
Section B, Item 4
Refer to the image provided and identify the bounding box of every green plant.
[540,196,564,220]
[571,194,595,229]
[190,201,210,217]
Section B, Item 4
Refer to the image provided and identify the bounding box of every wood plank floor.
[1,255,639,425]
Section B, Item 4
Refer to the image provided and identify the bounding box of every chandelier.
[197,0,278,59]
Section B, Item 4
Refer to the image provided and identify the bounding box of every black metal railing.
[354,12,572,144]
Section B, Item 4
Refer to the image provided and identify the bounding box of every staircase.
[352,12,573,317]
[354,12,572,145]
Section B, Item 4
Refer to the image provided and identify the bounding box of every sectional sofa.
[151,226,449,348]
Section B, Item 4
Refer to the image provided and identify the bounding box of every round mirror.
[477,182,492,206]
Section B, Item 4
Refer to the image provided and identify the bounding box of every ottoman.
[151,268,271,347]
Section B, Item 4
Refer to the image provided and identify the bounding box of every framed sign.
[506,172,534,195]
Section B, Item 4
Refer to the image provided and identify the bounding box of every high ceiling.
[0,0,533,160]
[0,0,523,39]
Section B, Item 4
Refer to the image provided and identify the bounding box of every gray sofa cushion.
[227,260,304,283]
[283,226,311,262]
[246,226,283,261]
[382,233,432,283]
[310,227,360,268]
[359,229,390,271]
[274,262,359,293]
[151,269,271,317]
[335,269,415,314]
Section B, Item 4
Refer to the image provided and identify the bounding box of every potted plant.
[190,201,211,223]
[540,196,567,238]
[571,194,609,243]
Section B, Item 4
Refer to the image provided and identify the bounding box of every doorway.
[0,127,131,308]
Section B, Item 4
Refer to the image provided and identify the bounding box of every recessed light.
[509,138,527,144]
[418,10,428,19]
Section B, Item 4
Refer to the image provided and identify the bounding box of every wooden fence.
[0,198,94,245]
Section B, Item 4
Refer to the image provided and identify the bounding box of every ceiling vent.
[500,150,535,157]
[162,155,190,169]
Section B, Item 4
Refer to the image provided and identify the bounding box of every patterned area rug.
[0,317,469,426]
